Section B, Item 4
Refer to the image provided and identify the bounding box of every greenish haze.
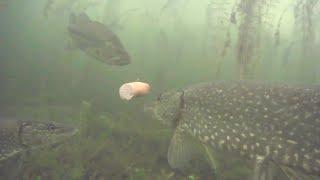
[0,0,319,179]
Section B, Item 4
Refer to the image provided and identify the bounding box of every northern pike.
[148,81,320,179]
[0,118,78,179]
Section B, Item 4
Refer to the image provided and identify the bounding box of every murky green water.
[0,0,319,179]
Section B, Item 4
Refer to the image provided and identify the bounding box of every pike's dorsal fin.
[167,126,198,169]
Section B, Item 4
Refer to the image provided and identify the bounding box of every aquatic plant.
[236,0,278,79]
[187,175,196,180]
[291,0,320,81]
[274,4,290,47]
[130,167,148,180]
[294,0,318,54]
[203,0,282,79]
[203,0,233,77]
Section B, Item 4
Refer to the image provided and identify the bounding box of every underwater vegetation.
[0,0,318,84]
[0,0,319,179]
[0,118,78,180]
[202,0,320,80]
[13,102,253,180]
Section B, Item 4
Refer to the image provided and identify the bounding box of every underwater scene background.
[0,0,319,179]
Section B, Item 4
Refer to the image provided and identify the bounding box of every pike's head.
[147,90,184,127]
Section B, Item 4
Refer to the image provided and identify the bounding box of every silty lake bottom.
[0,0,319,179]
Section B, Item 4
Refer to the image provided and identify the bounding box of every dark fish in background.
[68,13,131,66]
[0,118,78,179]
[148,81,320,179]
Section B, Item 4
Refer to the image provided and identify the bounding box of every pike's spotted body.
[151,81,320,179]
[0,119,78,179]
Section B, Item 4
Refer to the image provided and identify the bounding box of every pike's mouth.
[144,103,169,127]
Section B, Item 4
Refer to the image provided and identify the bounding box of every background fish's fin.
[280,166,319,180]
[167,127,198,169]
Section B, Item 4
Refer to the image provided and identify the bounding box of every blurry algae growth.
[8,102,239,180]
[0,0,319,179]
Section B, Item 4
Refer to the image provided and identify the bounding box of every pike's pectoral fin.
[167,128,198,169]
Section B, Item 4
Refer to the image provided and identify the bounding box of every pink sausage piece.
[119,82,151,100]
